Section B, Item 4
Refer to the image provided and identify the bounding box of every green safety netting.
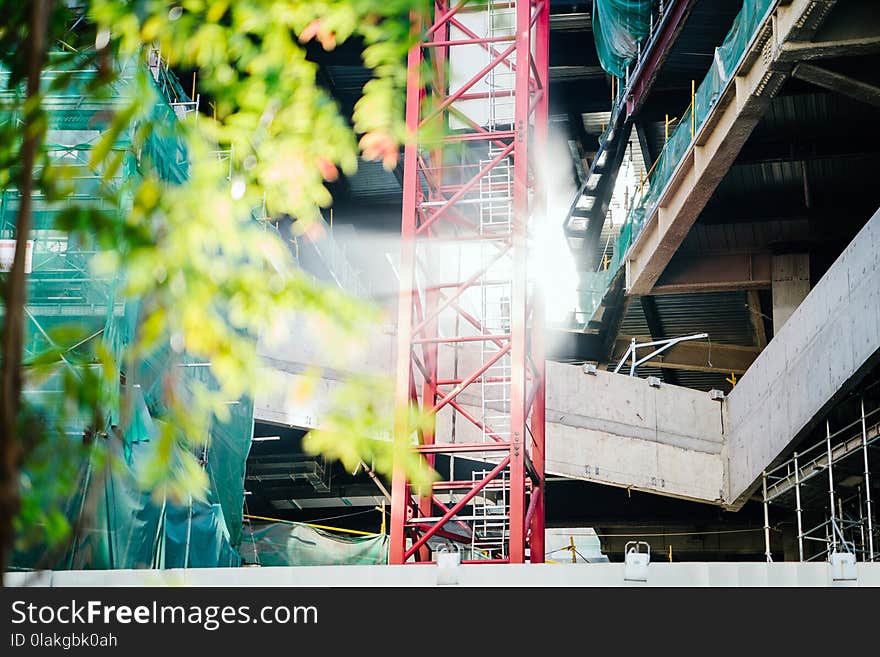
[239,522,388,566]
[592,0,654,78]
[2,53,253,569]
[579,0,774,319]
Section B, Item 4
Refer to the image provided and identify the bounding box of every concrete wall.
[725,208,880,506]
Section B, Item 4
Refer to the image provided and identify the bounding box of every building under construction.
[6,0,880,586]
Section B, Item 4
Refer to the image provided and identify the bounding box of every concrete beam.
[434,364,726,504]
[653,252,771,295]
[725,207,880,508]
[623,0,837,296]
[612,336,760,375]
[792,62,880,108]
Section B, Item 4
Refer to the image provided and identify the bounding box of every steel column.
[389,14,427,566]
[528,0,549,564]
[861,396,875,560]
[794,452,804,562]
[762,470,772,562]
[826,420,837,554]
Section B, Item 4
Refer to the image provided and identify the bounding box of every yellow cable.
[243,514,380,537]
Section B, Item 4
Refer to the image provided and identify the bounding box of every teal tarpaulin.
[592,0,653,78]
[12,441,241,571]
[239,522,388,566]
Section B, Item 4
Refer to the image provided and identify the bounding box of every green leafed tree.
[0,0,434,583]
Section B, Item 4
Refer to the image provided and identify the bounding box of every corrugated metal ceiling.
[679,219,810,253]
[346,159,401,201]
[655,0,744,88]
[620,291,756,347]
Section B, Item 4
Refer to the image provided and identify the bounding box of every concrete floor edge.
[5,562,880,587]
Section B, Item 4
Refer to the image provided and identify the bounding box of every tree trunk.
[0,0,51,587]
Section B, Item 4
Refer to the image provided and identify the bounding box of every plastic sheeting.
[104,301,255,548]
[579,0,774,319]
[239,522,389,566]
[592,0,653,78]
[12,442,241,570]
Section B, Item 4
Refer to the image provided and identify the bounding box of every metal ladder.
[478,145,512,443]
[468,0,517,557]
[486,2,515,130]
[471,468,510,559]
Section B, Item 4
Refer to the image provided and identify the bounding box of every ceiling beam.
[549,12,591,33]
[792,63,880,108]
[601,280,632,362]
[640,296,680,385]
[746,290,768,349]
[549,65,605,81]
[612,336,760,375]
[635,121,654,168]
[653,252,772,295]
[779,35,880,61]
[735,129,880,166]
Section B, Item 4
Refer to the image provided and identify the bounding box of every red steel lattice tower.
[390,0,549,564]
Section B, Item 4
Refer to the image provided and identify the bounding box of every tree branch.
[0,0,52,587]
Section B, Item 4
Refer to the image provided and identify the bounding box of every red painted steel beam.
[425,36,514,48]
[418,42,517,129]
[447,399,508,443]
[506,0,533,564]
[410,244,511,333]
[416,442,511,453]
[403,456,511,560]
[389,14,425,566]
[415,145,515,234]
[426,0,469,37]
[431,345,510,413]
[430,494,482,537]
[437,376,509,385]
[412,333,511,345]
[625,0,696,119]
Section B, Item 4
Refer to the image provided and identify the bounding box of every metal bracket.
[613,332,709,377]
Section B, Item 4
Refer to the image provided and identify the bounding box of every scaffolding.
[762,381,880,562]
[0,59,138,366]
[389,1,549,564]
[2,51,256,568]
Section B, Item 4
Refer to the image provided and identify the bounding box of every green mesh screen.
[592,0,654,78]
[579,0,774,321]
[239,522,389,566]
[3,53,253,568]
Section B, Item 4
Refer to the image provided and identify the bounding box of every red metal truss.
[390,0,548,565]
